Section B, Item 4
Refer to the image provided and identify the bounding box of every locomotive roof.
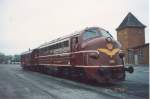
[21,27,105,54]
[116,12,146,31]
[38,27,102,49]
[38,31,80,49]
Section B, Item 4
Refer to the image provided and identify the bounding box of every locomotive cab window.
[83,29,112,40]
[83,29,99,40]
[99,29,112,38]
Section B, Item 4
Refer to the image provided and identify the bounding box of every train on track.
[21,27,134,83]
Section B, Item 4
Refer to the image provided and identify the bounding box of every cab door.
[71,36,78,52]
[32,49,39,66]
[70,36,84,66]
[70,36,79,66]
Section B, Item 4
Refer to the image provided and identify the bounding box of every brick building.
[116,12,149,65]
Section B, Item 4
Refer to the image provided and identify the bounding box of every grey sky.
[0,0,149,55]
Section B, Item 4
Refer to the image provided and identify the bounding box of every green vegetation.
[0,52,20,64]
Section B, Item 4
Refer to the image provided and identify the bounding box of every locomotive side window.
[63,41,69,47]
[83,29,112,40]
[38,40,70,55]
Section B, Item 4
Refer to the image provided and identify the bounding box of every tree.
[0,52,20,64]
[0,52,5,63]
[12,55,20,62]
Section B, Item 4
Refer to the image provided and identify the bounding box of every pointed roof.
[116,12,146,31]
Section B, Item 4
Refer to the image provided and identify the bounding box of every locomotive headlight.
[89,52,99,59]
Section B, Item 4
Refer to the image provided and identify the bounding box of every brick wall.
[117,27,145,50]
[140,45,149,64]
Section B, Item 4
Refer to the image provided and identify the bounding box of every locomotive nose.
[105,37,115,50]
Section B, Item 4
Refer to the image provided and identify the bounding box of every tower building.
[116,12,149,65]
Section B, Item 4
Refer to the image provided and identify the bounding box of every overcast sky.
[0,0,149,55]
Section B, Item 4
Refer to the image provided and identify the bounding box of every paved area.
[0,64,149,99]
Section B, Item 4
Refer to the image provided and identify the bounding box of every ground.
[0,64,149,99]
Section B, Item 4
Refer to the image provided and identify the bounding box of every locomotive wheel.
[62,68,70,78]
[57,67,64,77]
[70,67,82,80]
[43,66,47,74]
[69,67,86,81]
[77,68,86,81]
[35,66,38,72]
[36,66,40,72]
[41,66,45,73]
[39,66,42,73]
[70,68,79,80]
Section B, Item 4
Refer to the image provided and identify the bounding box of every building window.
[138,48,144,62]
[128,50,134,64]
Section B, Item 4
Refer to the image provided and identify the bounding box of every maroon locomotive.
[21,27,133,83]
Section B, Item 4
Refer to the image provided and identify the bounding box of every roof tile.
[116,12,146,31]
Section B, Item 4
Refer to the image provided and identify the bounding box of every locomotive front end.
[96,38,125,83]
[81,27,133,83]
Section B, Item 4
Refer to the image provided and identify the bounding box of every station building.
[116,12,149,65]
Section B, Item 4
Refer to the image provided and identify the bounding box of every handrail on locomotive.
[118,50,134,73]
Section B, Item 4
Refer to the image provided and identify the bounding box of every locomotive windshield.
[83,28,112,40]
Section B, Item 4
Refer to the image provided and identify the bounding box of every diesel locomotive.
[21,27,134,83]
